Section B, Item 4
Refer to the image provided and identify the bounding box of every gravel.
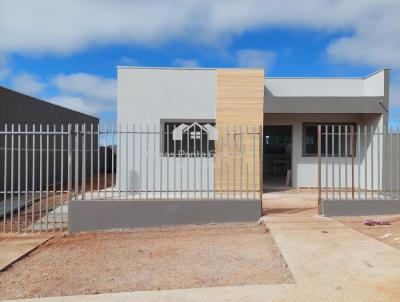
[336,215,400,250]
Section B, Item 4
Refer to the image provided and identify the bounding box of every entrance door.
[263,126,292,191]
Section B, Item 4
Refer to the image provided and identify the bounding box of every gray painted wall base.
[322,199,400,217]
[69,199,261,232]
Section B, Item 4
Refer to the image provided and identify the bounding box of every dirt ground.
[336,215,400,250]
[0,223,294,300]
[3,173,113,233]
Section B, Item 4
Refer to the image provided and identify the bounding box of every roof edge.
[117,66,217,70]
[117,66,264,71]
[264,69,390,80]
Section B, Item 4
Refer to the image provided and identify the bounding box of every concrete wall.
[322,199,400,216]
[264,113,384,188]
[0,85,99,193]
[69,199,261,232]
[117,67,217,191]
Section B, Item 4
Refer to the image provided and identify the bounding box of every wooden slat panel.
[215,69,264,196]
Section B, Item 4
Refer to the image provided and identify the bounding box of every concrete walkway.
[0,235,52,271]
[0,192,39,219]
[30,204,68,231]
[262,213,400,301]
[3,211,400,301]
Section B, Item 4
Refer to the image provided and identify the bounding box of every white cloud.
[50,73,116,116]
[236,49,276,69]
[0,0,399,71]
[47,95,106,116]
[0,67,11,81]
[0,54,7,66]
[390,77,400,107]
[1,0,400,120]
[11,73,45,95]
[52,73,116,102]
[6,71,115,116]
[326,6,400,68]
[171,58,200,68]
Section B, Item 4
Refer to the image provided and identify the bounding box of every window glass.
[303,123,356,157]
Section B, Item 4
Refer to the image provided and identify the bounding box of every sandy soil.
[0,223,293,300]
[336,215,400,250]
[262,189,318,216]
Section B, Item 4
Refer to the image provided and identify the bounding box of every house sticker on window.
[172,122,218,141]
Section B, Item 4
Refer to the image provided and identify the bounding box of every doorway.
[263,125,292,191]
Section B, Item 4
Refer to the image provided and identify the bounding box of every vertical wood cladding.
[215,69,264,195]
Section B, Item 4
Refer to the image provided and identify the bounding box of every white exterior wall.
[265,78,364,97]
[265,70,386,97]
[117,67,217,192]
[118,67,217,125]
[264,113,384,188]
[363,71,385,96]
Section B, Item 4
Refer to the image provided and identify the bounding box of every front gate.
[317,124,400,216]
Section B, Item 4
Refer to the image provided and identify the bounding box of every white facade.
[117,67,217,192]
[118,67,217,125]
[117,67,389,189]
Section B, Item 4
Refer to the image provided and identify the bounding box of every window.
[302,123,356,157]
[264,135,291,146]
[162,120,216,157]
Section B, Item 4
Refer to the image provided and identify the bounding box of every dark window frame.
[302,122,357,157]
[160,119,216,157]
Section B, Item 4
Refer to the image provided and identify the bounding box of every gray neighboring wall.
[0,85,99,194]
[0,85,98,127]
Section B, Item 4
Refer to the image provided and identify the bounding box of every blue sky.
[0,0,399,125]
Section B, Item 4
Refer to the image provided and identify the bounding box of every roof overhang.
[264,96,386,114]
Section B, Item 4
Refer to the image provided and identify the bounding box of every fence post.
[351,125,355,199]
[67,124,73,205]
[317,125,322,214]
[259,125,263,202]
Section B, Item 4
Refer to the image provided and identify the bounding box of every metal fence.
[317,125,400,209]
[1,123,262,233]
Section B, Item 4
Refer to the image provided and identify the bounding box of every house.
[2,68,392,232]
[117,67,389,192]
